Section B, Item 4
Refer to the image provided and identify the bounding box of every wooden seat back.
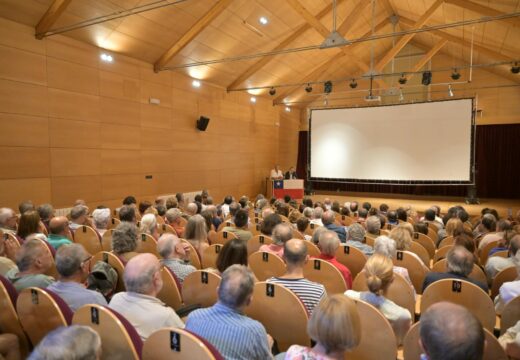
[180,239,202,269]
[74,225,102,255]
[182,271,221,308]
[334,245,367,280]
[304,241,321,257]
[102,229,114,252]
[437,235,454,249]
[156,267,183,311]
[433,245,453,263]
[107,217,120,230]
[480,240,499,266]
[247,235,273,255]
[304,223,320,236]
[490,265,518,299]
[409,241,431,268]
[248,251,286,281]
[92,251,126,293]
[0,276,30,357]
[412,232,435,259]
[500,295,520,335]
[157,223,176,235]
[431,258,487,286]
[303,258,347,294]
[138,233,159,257]
[393,251,429,294]
[201,244,223,269]
[213,230,238,245]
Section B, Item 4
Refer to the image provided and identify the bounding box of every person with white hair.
[0,208,17,235]
[139,213,159,240]
[317,230,352,288]
[259,223,293,258]
[310,207,324,227]
[91,208,111,237]
[164,208,185,238]
[494,257,520,315]
[109,253,184,341]
[69,205,90,232]
[374,236,415,296]
[157,233,196,284]
[346,223,374,256]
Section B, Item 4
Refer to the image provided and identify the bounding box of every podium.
[266,179,304,200]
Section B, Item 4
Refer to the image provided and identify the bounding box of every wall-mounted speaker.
[196,116,210,131]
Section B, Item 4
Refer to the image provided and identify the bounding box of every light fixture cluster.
[100,53,113,63]
[259,16,269,25]
[192,79,201,88]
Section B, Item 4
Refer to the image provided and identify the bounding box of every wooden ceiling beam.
[154,0,232,72]
[35,0,72,39]
[374,0,444,72]
[336,0,371,36]
[405,39,448,81]
[445,0,519,28]
[379,0,398,17]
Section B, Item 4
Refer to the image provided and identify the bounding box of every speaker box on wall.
[196,116,210,131]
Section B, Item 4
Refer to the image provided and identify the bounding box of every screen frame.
[307,98,476,186]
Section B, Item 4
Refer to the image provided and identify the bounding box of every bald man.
[47,216,72,250]
[109,253,184,341]
[185,203,198,217]
[157,234,196,284]
[420,302,484,360]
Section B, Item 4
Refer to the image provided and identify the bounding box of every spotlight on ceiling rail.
[269,87,276,96]
[349,79,358,89]
[305,83,313,93]
[324,81,333,94]
[512,62,520,74]
[422,71,432,86]
[451,68,461,80]
[398,74,407,85]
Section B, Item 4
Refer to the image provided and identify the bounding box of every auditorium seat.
[156,267,183,311]
[216,221,232,232]
[248,223,261,236]
[92,251,126,293]
[303,241,320,257]
[393,251,429,294]
[500,295,520,335]
[409,242,431,268]
[73,304,142,360]
[157,223,176,236]
[248,251,286,281]
[303,258,347,294]
[490,250,508,259]
[433,245,453,263]
[348,298,398,360]
[180,239,201,269]
[426,227,437,241]
[247,235,273,255]
[74,225,103,255]
[292,230,305,240]
[334,244,367,280]
[207,229,217,244]
[143,328,224,360]
[101,229,114,252]
[352,271,415,319]
[431,258,487,286]
[213,230,238,245]
[138,233,160,257]
[244,282,310,352]
[490,266,518,299]
[156,215,165,225]
[0,276,30,357]
[336,214,354,226]
[304,223,320,236]
[420,279,495,331]
[201,244,222,269]
[480,240,499,266]
[437,235,454,249]
[412,232,435,260]
[107,217,120,230]
[182,270,221,308]
[17,287,73,346]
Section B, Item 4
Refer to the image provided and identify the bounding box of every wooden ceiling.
[0,0,519,107]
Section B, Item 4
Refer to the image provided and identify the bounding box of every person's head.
[379,204,389,213]
[348,223,366,243]
[16,239,53,273]
[446,218,464,237]
[420,302,484,360]
[350,201,358,212]
[17,210,41,239]
[321,210,336,225]
[457,209,469,223]
[55,244,91,281]
[481,213,497,232]
[307,294,361,355]
[318,230,340,256]
[138,201,152,215]
[69,205,88,226]
[228,202,240,217]
[387,210,397,223]
[260,213,282,236]
[414,221,429,235]
[185,203,198,216]
[0,207,17,230]
[37,203,54,223]
[111,222,139,255]
[218,264,255,310]
[366,216,381,235]
[124,253,163,296]
[303,207,313,219]
[288,210,302,224]
[256,198,268,211]
[164,208,181,225]
[446,246,474,277]
[28,325,101,360]
[154,204,166,217]
[184,214,207,241]
[157,233,186,260]
[49,216,70,237]
[364,253,394,295]
[396,208,408,222]
[175,193,184,205]
[424,208,436,221]
[272,223,293,246]
[216,239,248,273]
[357,208,368,219]
[283,239,308,267]
[296,217,310,233]
[389,226,412,251]
[509,234,520,258]
[497,219,512,232]
[122,196,137,206]
[223,196,233,205]
[312,207,324,220]
[165,197,178,209]
[140,214,157,236]
[233,209,249,228]
[92,208,110,230]
[454,233,476,254]
[362,202,371,211]
[19,201,35,215]
[374,236,397,259]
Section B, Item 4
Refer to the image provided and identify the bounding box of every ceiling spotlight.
[512,62,520,74]
[250,96,256,103]
[100,53,113,63]
[349,79,358,89]
[451,69,461,80]
[448,84,454,97]
[422,71,432,86]
[305,83,313,93]
[398,74,407,85]
[259,16,269,25]
[399,89,404,102]
[269,87,276,96]
[324,81,333,94]
[285,106,291,112]
[192,79,201,88]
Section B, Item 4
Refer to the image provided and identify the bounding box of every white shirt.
[270,169,283,179]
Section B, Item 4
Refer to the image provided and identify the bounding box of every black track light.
[512,62,520,74]
[269,87,276,96]
[398,74,407,85]
[349,79,358,89]
[305,83,313,93]
[324,81,333,94]
[451,69,461,80]
[422,71,432,86]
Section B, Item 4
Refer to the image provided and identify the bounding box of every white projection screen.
[310,99,474,184]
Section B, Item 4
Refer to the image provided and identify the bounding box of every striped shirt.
[266,277,326,315]
[162,258,196,284]
[186,302,272,360]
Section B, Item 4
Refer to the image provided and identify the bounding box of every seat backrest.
[336,215,354,226]
[107,217,121,230]
[0,276,30,357]
[248,251,286,281]
[348,298,398,360]
[17,287,72,346]
[409,241,431,268]
[334,245,367,280]
[420,278,495,331]
[182,271,221,308]
[248,223,261,236]
[143,328,223,360]
[431,259,488,286]
[157,223,176,235]
[352,271,415,318]
[433,244,453,263]
[213,230,238,245]
[480,240,499,266]
[92,251,126,293]
[180,239,201,269]
[138,233,159,257]
[244,282,310,352]
[201,244,223,269]
[412,232,435,259]
[426,227,437,241]
[156,267,183,312]
[102,228,114,252]
[393,251,429,294]
[247,235,273,255]
[72,304,142,360]
[303,258,347,294]
[304,241,320,258]
[74,225,103,255]
[490,250,508,259]
[491,265,518,299]
[437,235,454,249]
[500,294,520,335]
[216,221,232,232]
[304,223,320,236]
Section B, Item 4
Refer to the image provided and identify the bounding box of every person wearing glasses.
[47,244,107,311]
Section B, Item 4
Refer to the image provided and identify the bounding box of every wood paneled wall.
[0,18,301,211]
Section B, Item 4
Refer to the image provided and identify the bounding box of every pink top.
[259,243,284,258]
[284,345,335,360]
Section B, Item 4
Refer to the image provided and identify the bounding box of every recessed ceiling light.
[100,53,113,63]
[259,16,268,25]
[192,79,201,88]
[285,106,291,112]
[250,96,257,103]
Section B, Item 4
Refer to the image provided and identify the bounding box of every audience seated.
[296,217,312,241]
[6,238,54,292]
[366,216,382,237]
[216,238,248,274]
[47,216,72,250]
[422,208,443,231]
[109,253,184,341]
[222,209,253,242]
[373,236,415,295]
[260,213,282,236]
[345,254,411,344]
[422,246,488,293]
[16,210,44,242]
[186,265,273,359]
[18,201,35,215]
[157,233,196,284]
[259,223,293,258]
[437,217,464,246]
[419,302,484,360]
[489,228,516,257]
[221,196,233,218]
[0,233,17,276]
[345,223,374,256]
[140,213,159,241]
[486,233,520,282]
[164,208,185,237]
[119,205,137,223]
[322,210,346,242]
[185,202,198,218]
[474,213,497,244]
[479,219,510,252]
[91,208,110,237]
[310,207,324,227]
[267,239,326,315]
[28,325,101,360]
[499,320,520,359]
[112,222,140,264]
[184,214,209,257]
[0,333,20,360]
[494,260,520,314]
[69,205,90,232]
[316,230,352,289]
[0,208,18,235]
[389,225,425,266]
[47,244,107,311]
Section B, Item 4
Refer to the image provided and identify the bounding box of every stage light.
[422,71,432,86]
[305,83,313,93]
[448,84,454,97]
[512,62,520,74]
[324,81,333,94]
[285,106,291,112]
[269,87,276,96]
[349,79,358,89]
[100,53,113,63]
[398,74,407,85]
[250,96,256,103]
[259,16,269,25]
[192,79,201,88]
[451,69,461,80]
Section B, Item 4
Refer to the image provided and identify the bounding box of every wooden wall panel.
[49,118,101,149]
[0,178,51,207]
[48,88,100,122]
[0,79,48,116]
[0,147,50,179]
[47,58,99,95]
[0,113,49,147]
[0,45,46,85]
[100,124,140,150]
[51,176,102,206]
[99,97,140,126]
[50,149,101,177]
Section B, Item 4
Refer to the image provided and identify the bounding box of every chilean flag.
[273,180,304,200]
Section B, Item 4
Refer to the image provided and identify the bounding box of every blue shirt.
[47,234,72,250]
[324,223,347,242]
[47,281,107,311]
[186,302,271,360]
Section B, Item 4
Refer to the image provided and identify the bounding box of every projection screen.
[309,99,474,184]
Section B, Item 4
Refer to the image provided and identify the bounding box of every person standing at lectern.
[270,165,283,180]
[285,166,298,179]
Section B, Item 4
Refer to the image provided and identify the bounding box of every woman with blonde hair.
[345,254,411,344]
[139,213,159,240]
[184,214,209,257]
[389,225,426,266]
[284,294,361,359]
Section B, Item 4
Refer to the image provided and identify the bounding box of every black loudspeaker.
[196,116,210,131]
